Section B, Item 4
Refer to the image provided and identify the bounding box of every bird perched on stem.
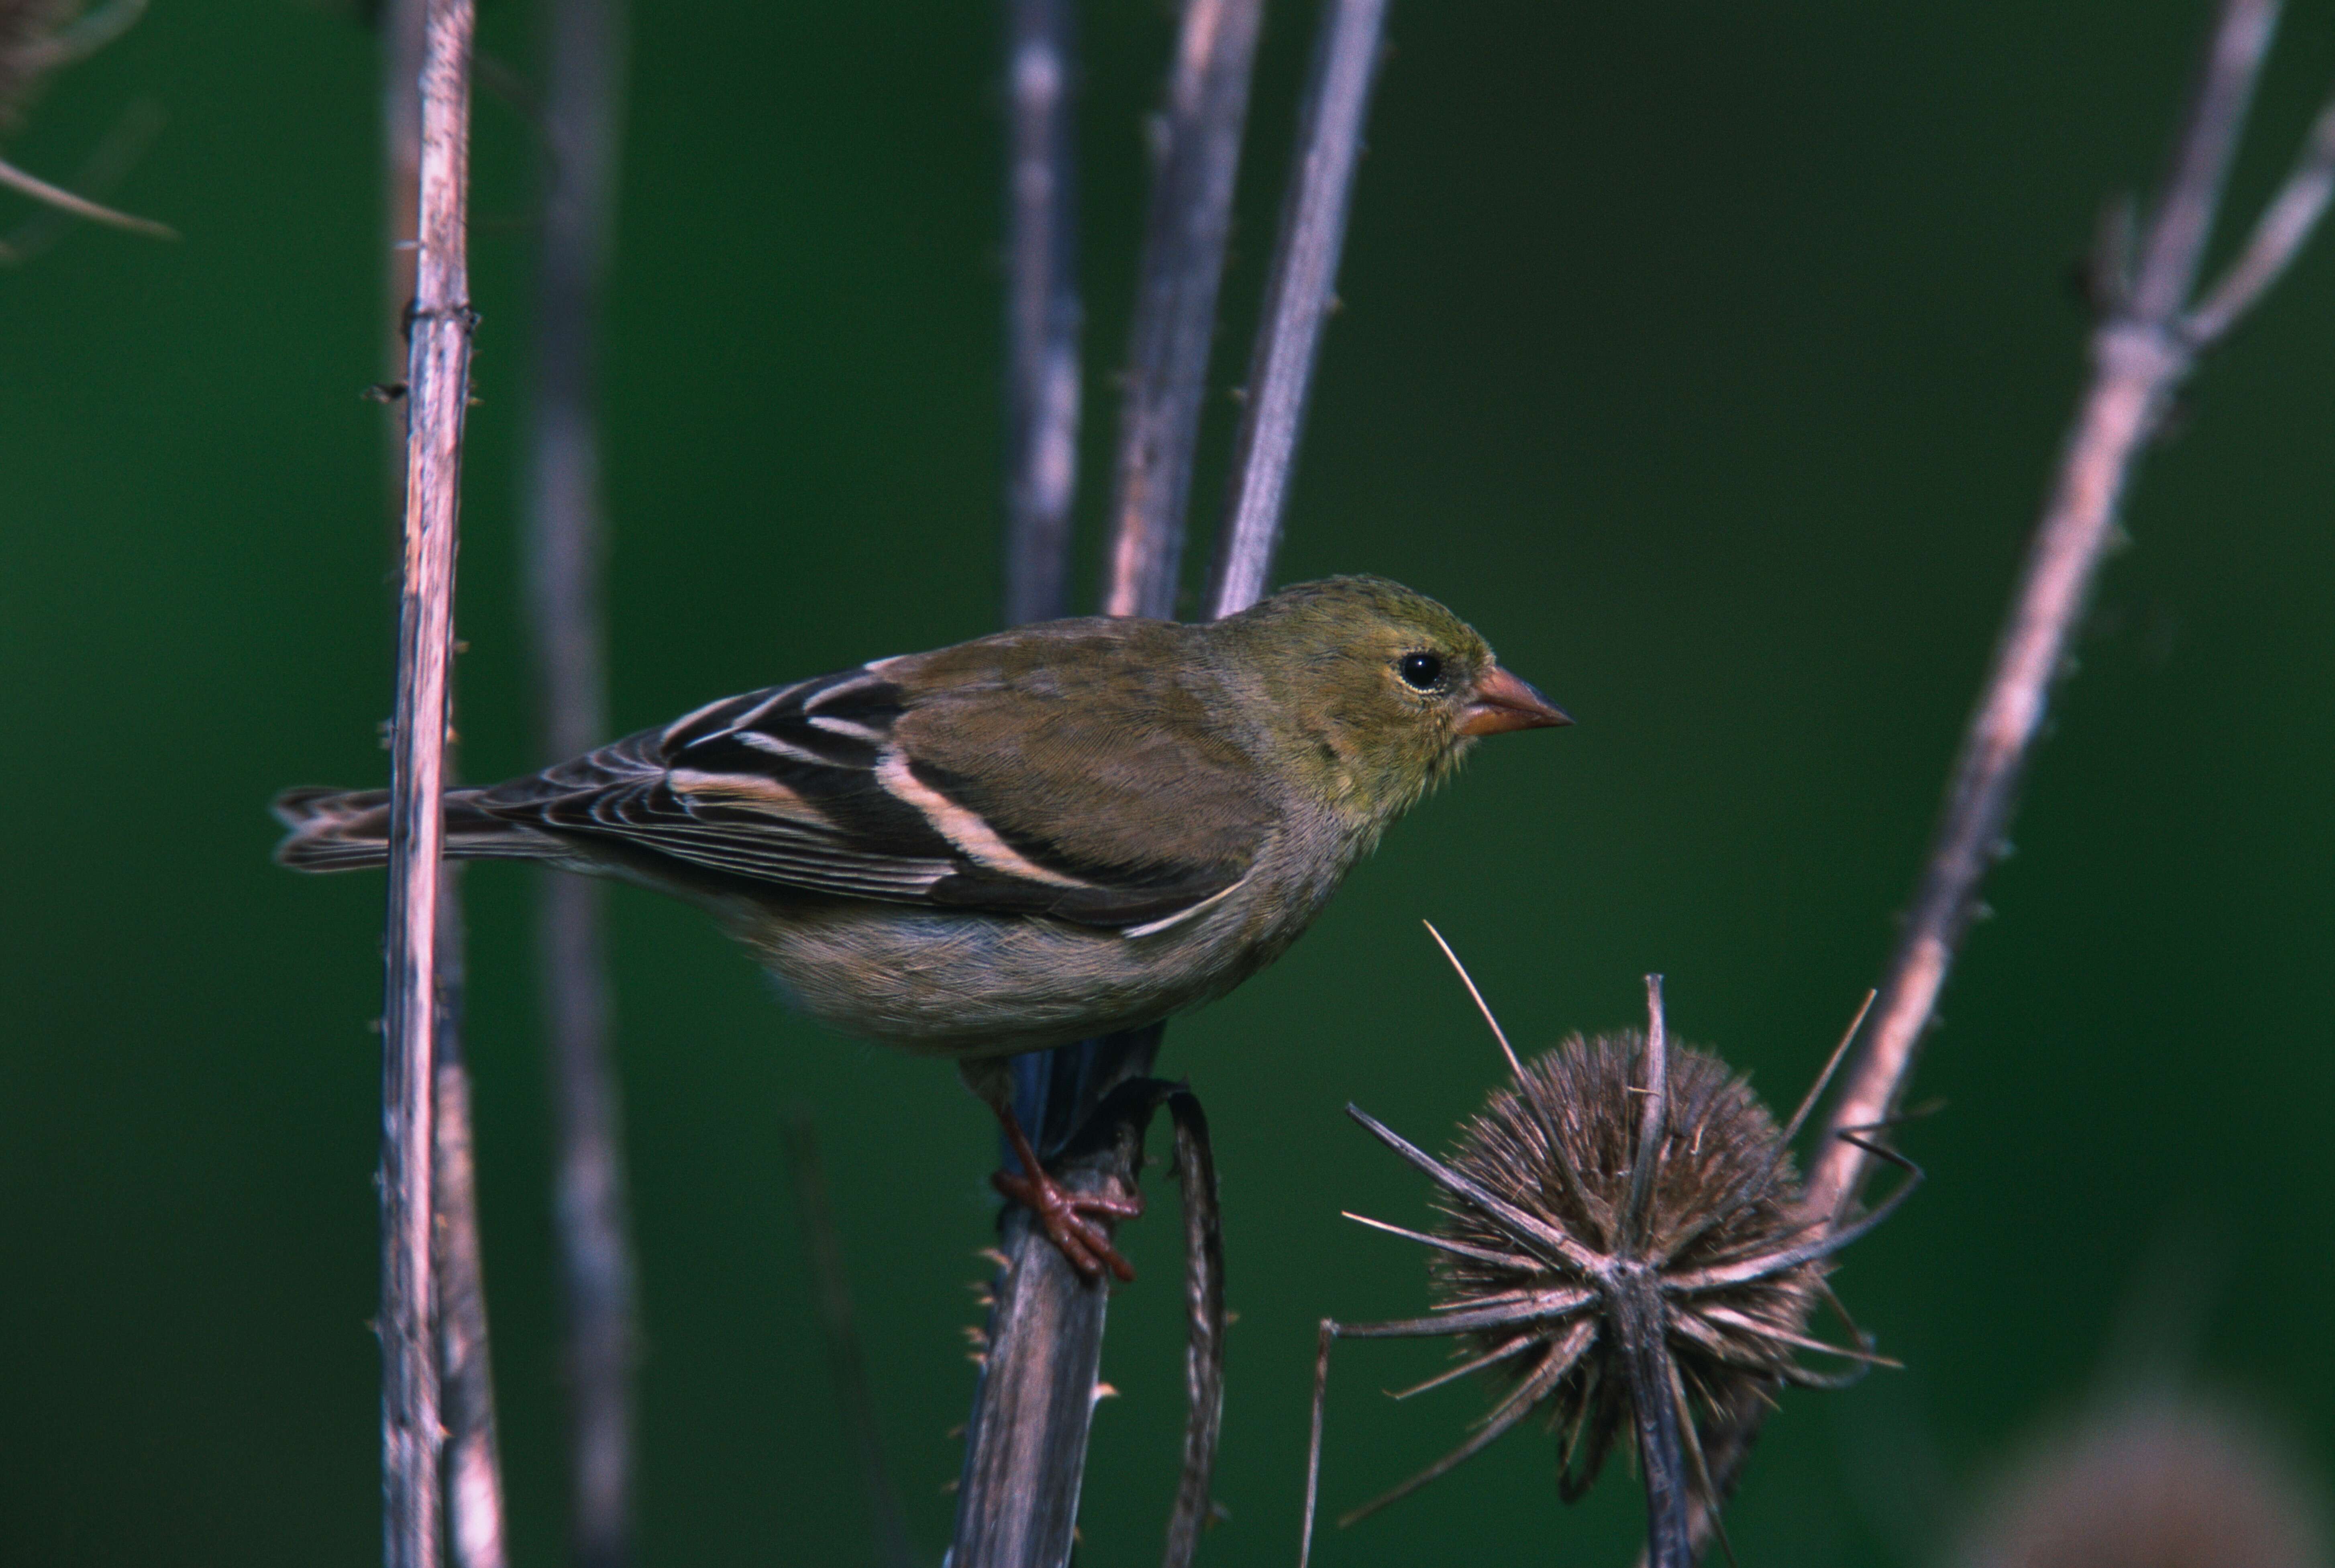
[277,575,1570,1278]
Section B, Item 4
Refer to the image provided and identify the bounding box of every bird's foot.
[991,1164,1144,1283]
[987,1100,1145,1282]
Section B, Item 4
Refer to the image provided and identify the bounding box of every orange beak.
[1457,665,1573,736]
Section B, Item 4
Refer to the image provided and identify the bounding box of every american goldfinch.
[277,575,1568,1276]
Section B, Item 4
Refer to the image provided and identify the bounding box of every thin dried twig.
[1808,0,2304,1238]
[526,3,636,1562]
[1161,1089,1228,1566]
[0,97,166,265]
[1682,2,2335,1555]
[956,14,1139,1556]
[433,884,508,1568]
[0,0,171,243]
[952,1067,1226,1568]
[1205,0,1389,619]
[383,5,505,1560]
[955,4,1141,1558]
[958,1,1266,1560]
[1101,0,1264,619]
[1002,0,1082,627]
[379,1,477,1562]
[953,1029,1164,1568]
[382,4,504,1560]
[0,154,171,236]
[784,1115,916,1568]
[963,0,1391,1556]
[2183,85,2335,344]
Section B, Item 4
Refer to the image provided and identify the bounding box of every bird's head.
[1216,575,1570,824]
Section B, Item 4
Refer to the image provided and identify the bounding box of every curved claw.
[992,1167,1143,1282]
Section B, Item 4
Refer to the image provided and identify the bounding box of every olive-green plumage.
[275,576,1569,1095]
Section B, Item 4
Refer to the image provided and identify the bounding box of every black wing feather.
[468,664,1257,931]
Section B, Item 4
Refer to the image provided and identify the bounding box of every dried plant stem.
[1101,0,1264,619]
[956,4,1125,1554]
[379,1,477,1562]
[1160,1091,1228,1565]
[1002,0,1082,627]
[964,0,1385,1556]
[381,3,503,1563]
[0,155,173,237]
[1808,0,2297,1230]
[1617,1275,1691,1568]
[953,1066,1226,1568]
[388,4,504,1559]
[960,0,1264,1558]
[961,6,1267,1557]
[1682,2,2335,1555]
[527,2,636,1562]
[954,1029,1162,1568]
[956,1203,1120,1566]
[540,874,632,1568]
[0,98,169,265]
[2184,87,2335,342]
[433,881,508,1568]
[0,0,170,245]
[1205,0,1389,619]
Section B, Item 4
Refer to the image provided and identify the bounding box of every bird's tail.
[271,785,564,872]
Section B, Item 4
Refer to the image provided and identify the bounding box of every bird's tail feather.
[271,786,564,872]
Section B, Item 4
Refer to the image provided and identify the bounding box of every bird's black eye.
[1397,651,1444,691]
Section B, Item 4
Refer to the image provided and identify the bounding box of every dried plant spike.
[0,153,169,236]
[1660,990,1875,1268]
[1617,974,1668,1253]
[1421,921,1524,1080]
[1419,922,1597,1222]
[1301,1320,1335,1568]
[1777,990,1872,1156]
[0,0,172,242]
[1309,979,1911,1568]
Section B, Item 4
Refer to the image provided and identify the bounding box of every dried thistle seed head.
[1303,952,1914,1568]
[1961,1402,2329,1568]
[1432,1030,1822,1493]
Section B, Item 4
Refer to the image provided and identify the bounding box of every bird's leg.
[989,1100,1144,1284]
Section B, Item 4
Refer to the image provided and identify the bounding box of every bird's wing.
[473,644,1275,933]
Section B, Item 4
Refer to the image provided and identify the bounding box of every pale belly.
[724,886,1319,1059]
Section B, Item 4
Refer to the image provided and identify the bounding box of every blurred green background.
[4,1,2333,1563]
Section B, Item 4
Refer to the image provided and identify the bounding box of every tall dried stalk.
[1681,0,2335,1554]
[1099,0,1263,619]
[380,2,505,1560]
[955,2,1251,1559]
[953,2,1390,1563]
[433,896,508,1568]
[377,1,477,1563]
[1205,0,1387,620]
[526,1,636,1562]
[1002,0,1082,627]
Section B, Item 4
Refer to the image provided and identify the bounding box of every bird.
[275,575,1571,1277]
